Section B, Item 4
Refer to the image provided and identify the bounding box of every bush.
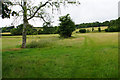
[105,29,108,32]
[39,23,58,34]
[79,29,86,33]
[92,27,94,32]
[43,27,58,34]
[10,28,21,35]
[58,14,75,38]
[108,26,118,32]
[104,26,119,32]
[98,27,101,32]
[38,29,43,34]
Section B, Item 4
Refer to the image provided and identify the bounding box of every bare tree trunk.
[21,0,28,48]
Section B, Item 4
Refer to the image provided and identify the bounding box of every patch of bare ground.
[2,48,22,52]
[71,37,85,41]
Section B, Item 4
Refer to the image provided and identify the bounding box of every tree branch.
[27,1,49,20]
[34,15,47,23]
[12,3,24,10]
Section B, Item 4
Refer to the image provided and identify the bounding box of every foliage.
[107,26,119,32]
[92,27,94,32]
[41,23,58,34]
[77,18,120,32]
[58,14,75,38]
[105,29,108,32]
[38,29,43,34]
[43,27,58,34]
[2,26,14,32]
[79,29,86,33]
[77,21,109,28]
[2,3,11,18]
[10,28,19,35]
[10,24,38,35]
[2,2,18,18]
[106,17,120,32]
[37,27,58,34]
[98,27,101,32]
[103,17,120,32]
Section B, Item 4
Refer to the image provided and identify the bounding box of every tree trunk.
[21,0,28,48]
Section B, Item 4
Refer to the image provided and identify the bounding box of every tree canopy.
[58,14,75,38]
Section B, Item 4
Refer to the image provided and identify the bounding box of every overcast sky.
[0,0,119,27]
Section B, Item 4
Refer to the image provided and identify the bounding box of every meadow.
[2,32,118,78]
[75,26,108,32]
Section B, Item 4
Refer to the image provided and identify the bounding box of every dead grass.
[2,48,22,52]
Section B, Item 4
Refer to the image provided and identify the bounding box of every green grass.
[2,33,118,78]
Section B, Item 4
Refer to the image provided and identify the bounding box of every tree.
[2,0,80,48]
[42,23,58,34]
[92,27,94,32]
[0,1,2,15]
[10,24,38,35]
[79,29,86,33]
[2,26,14,32]
[58,14,75,38]
[98,27,101,32]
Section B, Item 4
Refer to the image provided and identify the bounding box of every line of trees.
[10,24,58,35]
[1,26,14,32]
[105,17,120,32]
[76,19,119,28]
[76,18,120,32]
[76,21,109,28]
[2,17,120,35]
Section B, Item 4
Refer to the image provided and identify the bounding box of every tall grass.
[26,39,54,48]
[2,33,118,78]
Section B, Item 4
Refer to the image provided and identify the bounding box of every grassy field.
[1,32,11,34]
[2,32,118,78]
[75,26,108,32]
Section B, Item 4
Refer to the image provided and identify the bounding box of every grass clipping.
[26,39,54,48]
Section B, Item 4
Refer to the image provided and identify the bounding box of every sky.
[0,0,119,27]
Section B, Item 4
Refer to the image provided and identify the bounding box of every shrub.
[58,14,75,38]
[79,29,86,33]
[10,28,17,35]
[38,29,43,34]
[108,26,118,32]
[40,23,58,34]
[105,29,108,32]
[10,28,21,35]
[98,27,101,32]
[92,27,94,32]
[43,27,58,34]
[32,31,38,35]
